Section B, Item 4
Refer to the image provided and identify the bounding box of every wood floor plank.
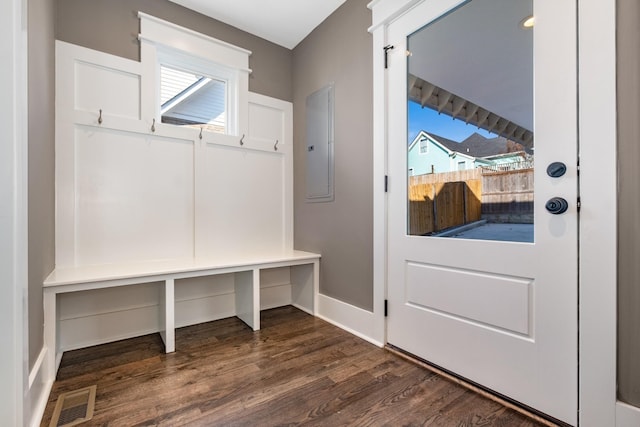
[41,306,551,427]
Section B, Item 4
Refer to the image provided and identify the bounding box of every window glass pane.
[406,0,534,243]
[160,65,227,134]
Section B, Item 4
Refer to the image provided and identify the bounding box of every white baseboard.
[315,293,384,347]
[27,347,53,427]
[617,401,640,427]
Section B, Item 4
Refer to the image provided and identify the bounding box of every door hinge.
[577,197,581,212]
[384,175,389,193]
[383,45,395,69]
[384,299,388,317]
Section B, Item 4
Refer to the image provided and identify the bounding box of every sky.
[407,101,495,143]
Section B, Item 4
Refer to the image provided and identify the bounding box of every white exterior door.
[386,0,578,424]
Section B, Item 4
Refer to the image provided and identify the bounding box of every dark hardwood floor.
[41,306,547,426]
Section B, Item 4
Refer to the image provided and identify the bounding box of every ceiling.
[168,0,348,49]
[409,0,533,131]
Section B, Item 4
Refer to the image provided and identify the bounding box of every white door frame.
[0,0,28,425]
[368,0,617,425]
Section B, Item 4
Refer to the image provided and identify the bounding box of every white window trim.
[138,13,252,72]
[138,12,251,138]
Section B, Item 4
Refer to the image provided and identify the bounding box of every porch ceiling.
[408,0,533,133]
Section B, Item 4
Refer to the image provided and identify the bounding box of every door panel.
[405,262,532,336]
[386,0,577,424]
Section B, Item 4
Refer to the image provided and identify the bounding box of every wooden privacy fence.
[409,169,482,235]
[408,168,534,235]
[481,168,534,223]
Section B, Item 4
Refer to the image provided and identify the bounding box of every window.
[156,47,239,135]
[139,13,250,138]
[160,65,227,134]
[419,137,429,154]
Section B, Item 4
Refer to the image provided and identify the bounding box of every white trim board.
[578,0,618,425]
[316,294,384,347]
[0,0,28,425]
[616,401,640,427]
[27,348,51,427]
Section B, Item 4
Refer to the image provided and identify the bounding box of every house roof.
[417,131,532,159]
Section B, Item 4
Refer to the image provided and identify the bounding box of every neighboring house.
[408,130,532,175]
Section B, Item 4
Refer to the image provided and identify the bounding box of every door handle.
[546,162,567,178]
[545,197,569,215]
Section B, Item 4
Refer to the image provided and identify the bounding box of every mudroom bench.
[43,251,320,376]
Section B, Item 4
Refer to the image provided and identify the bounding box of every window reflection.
[406,0,534,243]
[160,65,227,134]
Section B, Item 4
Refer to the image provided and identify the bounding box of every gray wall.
[56,0,293,102]
[617,0,640,408]
[28,0,56,369]
[292,0,373,310]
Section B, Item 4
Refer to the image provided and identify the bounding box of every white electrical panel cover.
[305,84,334,202]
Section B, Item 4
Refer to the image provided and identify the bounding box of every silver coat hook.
[151,118,156,133]
[98,109,103,125]
[274,140,279,151]
[240,134,245,146]
[199,127,203,140]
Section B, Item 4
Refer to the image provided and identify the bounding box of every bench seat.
[43,250,320,377]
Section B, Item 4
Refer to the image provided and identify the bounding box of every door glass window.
[407,0,534,243]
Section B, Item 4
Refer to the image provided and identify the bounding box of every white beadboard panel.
[58,282,162,320]
[291,263,316,315]
[175,293,236,328]
[74,126,194,266]
[74,60,141,120]
[260,266,291,287]
[195,145,286,259]
[56,41,143,124]
[234,270,259,330]
[260,284,292,310]
[405,262,532,336]
[59,304,161,351]
[175,274,235,300]
[248,101,284,144]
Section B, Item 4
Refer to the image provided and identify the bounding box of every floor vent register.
[49,385,96,427]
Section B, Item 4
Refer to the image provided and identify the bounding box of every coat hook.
[151,118,156,133]
[274,139,279,151]
[98,109,103,125]
[240,134,245,146]
[199,127,203,140]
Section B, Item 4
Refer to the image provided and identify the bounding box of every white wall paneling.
[53,33,301,354]
[195,144,287,258]
[73,127,195,266]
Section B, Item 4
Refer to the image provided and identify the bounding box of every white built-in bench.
[43,250,320,376]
